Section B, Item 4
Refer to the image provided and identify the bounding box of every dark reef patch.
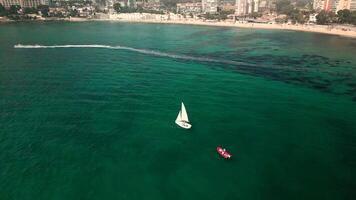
[194,51,356,102]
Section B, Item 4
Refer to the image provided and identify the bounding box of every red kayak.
[217,147,232,159]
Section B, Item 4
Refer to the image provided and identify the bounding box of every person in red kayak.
[217,147,232,159]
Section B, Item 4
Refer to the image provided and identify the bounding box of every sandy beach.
[120,20,356,38]
[72,13,356,38]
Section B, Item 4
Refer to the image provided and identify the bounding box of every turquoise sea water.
[0,22,356,200]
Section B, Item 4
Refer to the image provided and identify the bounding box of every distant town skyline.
[0,0,48,8]
[1,0,356,13]
[314,0,356,12]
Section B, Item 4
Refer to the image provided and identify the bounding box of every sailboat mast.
[181,103,183,119]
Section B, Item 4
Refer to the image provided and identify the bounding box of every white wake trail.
[14,44,252,66]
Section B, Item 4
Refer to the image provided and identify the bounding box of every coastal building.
[323,0,333,10]
[221,2,236,12]
[235,0,246,15]
[335,0,356,11]
[0,0,48,8]
[76,6,94,17]
[48,7,69,17]
[202,0,219,14]
[22,0,42,7]
[235,0,259,16]
[350,0,356,10]
[176,2,202,14]
[116,0,128,7]
[136,0,145,7]
[0,0,22,8]
[309,13,317,23]
[257,0,267,12]
[313,0,326,11]
[333,0,350,12]
[314,0,338,11]
[143,0,160,10]
[315,0,356,12]
[107,0,114,9]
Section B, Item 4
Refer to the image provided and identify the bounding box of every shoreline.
[104,19,356,38]
[2,16,356,39]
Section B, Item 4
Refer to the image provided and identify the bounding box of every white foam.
[14,44,251,66]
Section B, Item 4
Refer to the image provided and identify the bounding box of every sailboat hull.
[175,120,192,129]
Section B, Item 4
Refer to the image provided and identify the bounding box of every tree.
[204,13,218,20]
[316,11,336,25]
[337,9,351,24]
[296,0,308,8]
[37,5,49,17]
[24,7,37,14]
[289,10,298,24]
[276,0,294,15]
[69,9,79,17]
[9,5,21,15]
[136,5,143,13]
[316,11,327,24]
[0,3,6,16]
[162,0,176,12]
[351,11,356,25]
[289,9,307,24]
[249,12,262,19]
[113,3,121,13]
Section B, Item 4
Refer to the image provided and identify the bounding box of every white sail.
[175,110,181,122]
[181,102,189,122]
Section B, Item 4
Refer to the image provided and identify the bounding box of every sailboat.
[175,102,192,129]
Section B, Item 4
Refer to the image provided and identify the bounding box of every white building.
[309,13,317,23]
[143,0,160,10]
[333,0,345,12]
[235,0,259,16]
[202,0,219,14]
[177,2,202,14]
[0,0,48,8]
[319,0,356,12]
[350,0,356,10]
[313,0,326,10]
[0,0,21,8]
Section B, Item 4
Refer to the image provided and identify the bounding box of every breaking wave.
[14,44,253,66]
